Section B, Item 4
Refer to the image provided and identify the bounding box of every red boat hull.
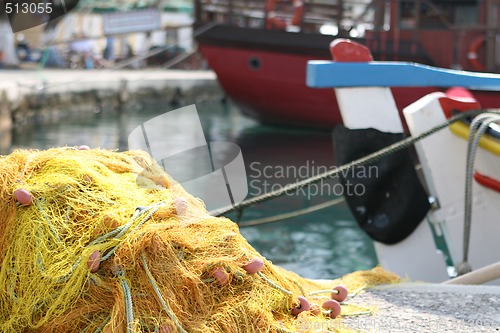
[199,40,500,128]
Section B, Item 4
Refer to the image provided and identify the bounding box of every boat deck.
[337,283,500,332]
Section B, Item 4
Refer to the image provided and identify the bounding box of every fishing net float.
[0,147,399,333]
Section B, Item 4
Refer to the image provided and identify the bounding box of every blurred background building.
[0,0,194,67]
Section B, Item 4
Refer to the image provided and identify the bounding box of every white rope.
[458,112,500,275]
[257,272,293,295]
[118,270,135,333]
[141,251,188,333]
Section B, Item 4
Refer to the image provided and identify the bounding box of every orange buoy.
[331,285,348,302]
[266,0,304,30]
[291,296,310,316]
[103,213,119,229]
[467,36,486,71]
[242,257,264,274]
[159,323,174,333]
[87,251,101,273]
[174,197,188,216]
[212,267,229,286]
[14,188,34,205]
[322,299,341,318]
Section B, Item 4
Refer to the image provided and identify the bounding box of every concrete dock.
[0,69,217,97]
[0,68,221,129]
[336,283,500,332]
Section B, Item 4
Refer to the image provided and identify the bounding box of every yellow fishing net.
[0,147,399,333]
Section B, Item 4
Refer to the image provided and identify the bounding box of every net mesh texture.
[0,147,399,333]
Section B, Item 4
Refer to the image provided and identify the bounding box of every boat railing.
[194,0,377,33]
[194,0,498,37]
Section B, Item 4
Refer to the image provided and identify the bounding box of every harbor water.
[8,100,378,279]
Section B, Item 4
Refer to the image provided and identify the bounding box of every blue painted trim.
[306,61,500,91]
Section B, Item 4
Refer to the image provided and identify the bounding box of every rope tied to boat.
[210,109,494,218]
[237,197,346,227]
[458,112,500,276]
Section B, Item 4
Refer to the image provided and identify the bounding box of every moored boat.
[307,39,500,284]
[194,0,500,127]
